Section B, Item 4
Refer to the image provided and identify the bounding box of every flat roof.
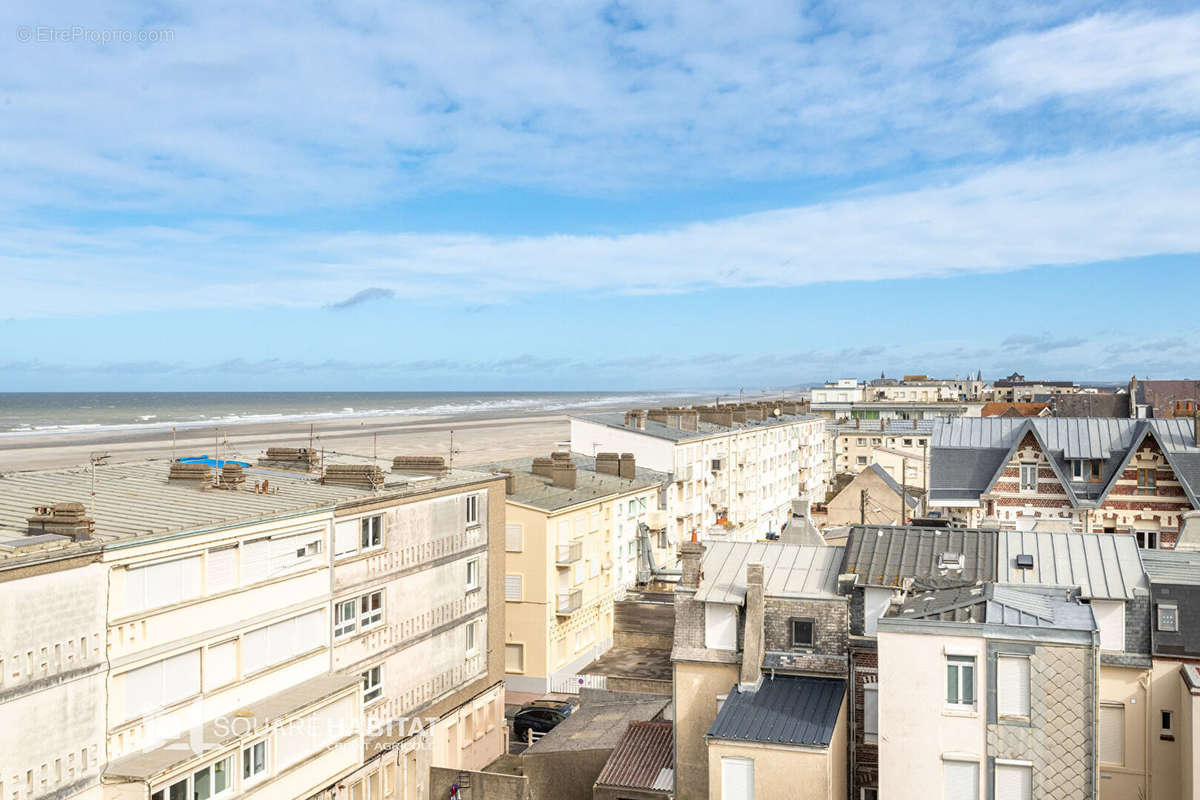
[0,459,496,564]
[571,410,822,444]
[694,541,844,604]
[523,695,668,755]
[474,454,667,512]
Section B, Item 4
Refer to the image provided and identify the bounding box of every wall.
[429,766,527,800]
[522,748,611,800]
[705,735,841,800]
[673,660,739,800]
[1098,665,1148,799]
[825,468,906,528]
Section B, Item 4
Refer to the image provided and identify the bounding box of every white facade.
[570,415,829,542]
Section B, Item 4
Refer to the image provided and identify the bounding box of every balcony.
[556,539,583,565]
[556,589,583,615]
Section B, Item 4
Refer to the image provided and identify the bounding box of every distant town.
[3,373,1200,800]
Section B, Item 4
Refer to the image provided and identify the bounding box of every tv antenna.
[449,430,462,468]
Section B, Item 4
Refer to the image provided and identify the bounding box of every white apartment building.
[0,455,505,800]
[569,404,829,542]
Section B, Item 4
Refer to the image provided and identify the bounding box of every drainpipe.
[1141,670,1152,799]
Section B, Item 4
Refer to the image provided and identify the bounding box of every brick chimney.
[679,536,706,589]
[739,562,765,691]
[531,457,555,478]
[393,455,448,475]
[552,458,577,489]
[619,453,636,479]
[27,502,93,540]
[698,406,734,427]
[624,410,647,430]
[496,468,515,494]
[595,452,621,476]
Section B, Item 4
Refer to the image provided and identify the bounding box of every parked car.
[511,699,576,742]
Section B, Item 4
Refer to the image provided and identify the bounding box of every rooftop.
[886,583,1096,632]
[571,409,821,444]
[706,674,845,748]
[981,402,1050,417]
[860,463,921,510]
[833,419,936,435]
[1142,548,1200,586]
[593,720,674,793]
[475,453,667,512]
[523,692,668,755]
[841,525,995,590]
[996,530,1147,599]
[0,458,496,564]
[694,541,844,604]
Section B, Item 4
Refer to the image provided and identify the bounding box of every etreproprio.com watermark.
[16,25,175,44]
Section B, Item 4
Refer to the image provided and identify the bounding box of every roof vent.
[1015,553,1035,570]
[27,502,93,540]
[937,552,963,570]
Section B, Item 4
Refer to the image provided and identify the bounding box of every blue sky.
[2,1,1199,391]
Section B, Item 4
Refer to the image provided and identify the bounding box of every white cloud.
[2,136,1198,316]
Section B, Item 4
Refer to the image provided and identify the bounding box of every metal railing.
[556,589,583,614]
[556,539,583,564]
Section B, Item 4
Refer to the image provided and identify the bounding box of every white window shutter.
[1092,600,1125,652]
[242,539,270,584]
[125,566,146,615]
[334,521,358,558]
[206,640,238,689]
[1100,705,1125,765]
[996,656,1031,717]
[994,764,1032,800]
[207,547,238,593]
[242,626,270,674]
[705,603,738,650]
[162,649,200,706]
[179,556,203,602]
[505,575,523,602]
[505,524,523,552]
[720,757,754,800]
[943,760,979,800]
[863,684,879,737]
[557,521,571,544]
[122,660,162,720]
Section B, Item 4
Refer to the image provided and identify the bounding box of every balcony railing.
[556,589,583,615]
[556,539,583,564]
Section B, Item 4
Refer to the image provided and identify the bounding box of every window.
[1092,600,1126,652]
[994,762,1031,800]
[1100,704,1125,765]
[904,438,913,447]
[790,618,814,649]
[1158,602,1179,632]
[465,621,478,655]
[943,759,979,800]
[125,556,203,614]
[996,655,1031,718]
[1019,463,1037,493]
[946,655,975,707]
[720,756,754,800]
[334,521,358,559]
[359,591,383,629]
[1071,459,1085,480]
[242,741,267,784]
[151,778,187,800]
[1162,709,1175,739]
[207,546,238,593]
[863,683,878,744]
[362,665,382,703]
[1090,459,1103,481]
[871,438,881,446]
[505,574,523,602]
[857,438,867,446]
[466,494,479,524]
[193,756,233,800]
[206,640,238,690]
[1137,530,1161,550]
[505,524,523,552]
[505,643,525,673]
[121,649,201,721]
[1137,468,1157,495]
[861,790,879,800]
[466,558,480,591]
[334,599,357,638]
[856,456,868,466]
[705,603,738,650]
[360,516,383,551]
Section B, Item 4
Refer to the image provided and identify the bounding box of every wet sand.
[0,413,570,472]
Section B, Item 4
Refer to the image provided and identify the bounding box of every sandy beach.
[0,413,570,472]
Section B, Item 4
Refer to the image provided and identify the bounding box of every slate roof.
[929,418,1200,508]
[1141,380,1200,418]
[707,674,845,748]
[996,530,1148,600]
[593,720,674,793]
[1141,549,1200,586]
[840,525,995,590]
[1053,393,1130,418]
[981,402,1049,417]
[694,541,844,604]
[475,453,667,512]
[887,583,1096,631]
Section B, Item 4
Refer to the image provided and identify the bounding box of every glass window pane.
[947,665,958,703]
[194,766,211,800]
[962,666,974,704]
[213,759,230,794]
[168,779,187,800]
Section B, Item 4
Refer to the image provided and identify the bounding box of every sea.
[0,390,759,439]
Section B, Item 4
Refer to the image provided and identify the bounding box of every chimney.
[912,418,918,430]
[220,463,246,487]
[168,461,213,483]
[739,562,765,691]
[27,502,93,541]
[679,535,706,589]
[259,447,318,471]
[680,409,699,432]
[1178,511,1200,551]
[619,453,636,479]
[531,457,555,478]
[392,455,447,475]
[496,468,515,495]
[623,410,647,430]
[551,458,577,489]
[731,408,747,424]
[595,452,621,476]
[699,406,734,427]
[322,464,385,488]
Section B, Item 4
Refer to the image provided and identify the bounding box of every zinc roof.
[889,584,1096,631]
[593,720,674,792]
[841,525,995,590]
[694,541,844,604]
[1141,549,1200,586]
[996,530,1147,599]
[706,674,844,748]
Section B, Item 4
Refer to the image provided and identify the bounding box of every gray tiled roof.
[841,525,995,589]
[694,541,844,604]
[1141,549,1200,586]
[706,674,844,748]
[474,454,667,512]
[888,583,1096,631]
[996,530,1148,599]
[929,418,1200,508]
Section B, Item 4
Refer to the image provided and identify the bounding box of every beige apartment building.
[0,453,504,800]
[479,452,666,694]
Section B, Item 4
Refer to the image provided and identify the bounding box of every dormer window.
[938,552,963,570]
[1071,459,1104,482]
[1071,460,1085,480]
[1158,603,1179,632]
[1019,463,1037,493]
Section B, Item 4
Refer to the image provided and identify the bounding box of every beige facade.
[824,465,915,527]
[1098,665,1149,799]
[673,660,739,800]
[706,718,847,800]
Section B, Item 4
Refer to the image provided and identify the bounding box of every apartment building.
[877,583,1099,800]
[833,418,932,479]
[476,452,667,694]
[672,540,848,800]
[570,403,829,543]
[812,377,982,423]
[929,417,1200,545]
[0,455,504,800]
[989,373,1080,403]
